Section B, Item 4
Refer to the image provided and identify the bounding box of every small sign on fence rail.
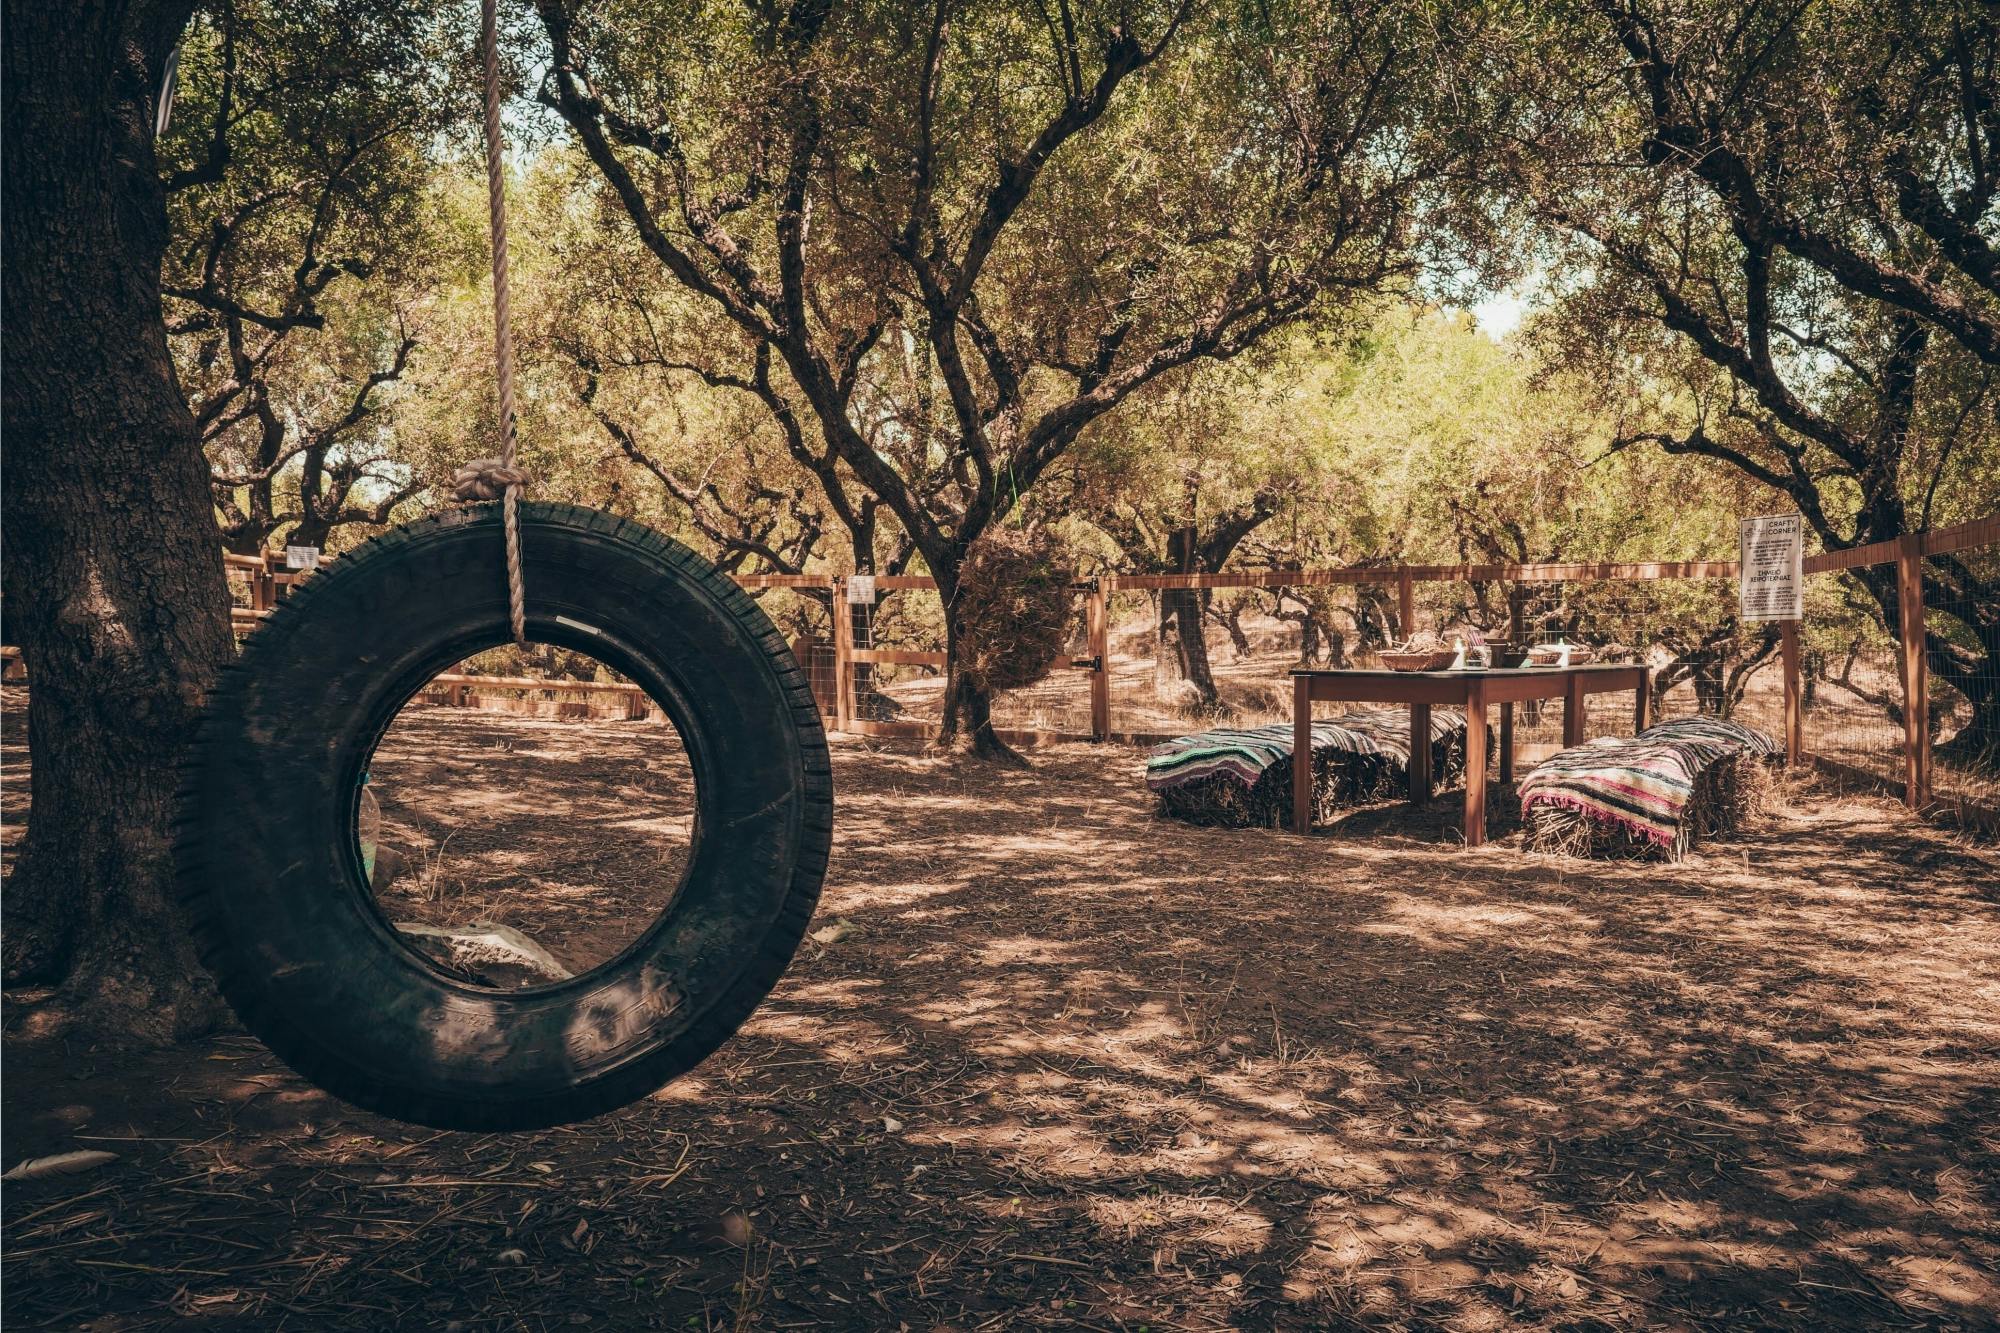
[1738,514,1802,621]
[845,574,876,605]
[284,545,321,571]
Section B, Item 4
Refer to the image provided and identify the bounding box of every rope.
[460,0,528,644]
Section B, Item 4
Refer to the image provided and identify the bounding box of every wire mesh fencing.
[1110,528,1996,821]
[718,518,1996,821]
[841,583,1102,740]
[754,586,840,724]
[1795,563,1910,792]
[1924,540,2000,815]
[848,585,945,734]
[214,516,1997,818]
[1146,574,1785,762]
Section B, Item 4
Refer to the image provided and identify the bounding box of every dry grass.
[4,694,1999,1330]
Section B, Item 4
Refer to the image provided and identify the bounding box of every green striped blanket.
[1145,707,1465,792]
[1519,717,1776,847]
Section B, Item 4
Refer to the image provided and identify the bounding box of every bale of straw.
[1155,748,1403,828]
[953,527,1077,691]
[1693,747,1776,836]
[1154,717,1485,829]
[1524,751,1776,861]
[1524,802,1692,862]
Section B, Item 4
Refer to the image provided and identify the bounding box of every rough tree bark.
[1105,494,1278,713]
[934,591,1019,760]
[2,0,235,1039]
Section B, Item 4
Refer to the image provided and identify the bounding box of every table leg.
[1499,701,1515,783]
[1409,702,1433,803]
[1634,671,1651,734]
[1293,675,1313,835]
[1464,684,1488,847]
[1563,672,1586,747]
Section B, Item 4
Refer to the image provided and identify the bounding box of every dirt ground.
[4,692,2000,1331]
[364,704,698,976]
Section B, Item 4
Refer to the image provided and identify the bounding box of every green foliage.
[162,0,483,552]
[144,0,1992,748]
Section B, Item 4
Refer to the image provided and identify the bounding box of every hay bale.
[1155,747,1404,828]
[1524,750,1776,861]
[1153,714,1484,829]
[953,528,1076,691]
[1524,801,1692,861]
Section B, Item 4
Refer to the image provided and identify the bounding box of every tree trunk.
[288,513,335,553]
[1151,523,1224,708]
[935,580,1024,765]
[220,521,272,557]
[1939,685,2000,766]
[1156,587,1219,709]
[1213,599,1251,658]
[1919,586,2000,770]
[2,0,234,1040]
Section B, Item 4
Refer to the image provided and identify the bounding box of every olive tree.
[530,0,1480,756]
[1481,0,2000,759]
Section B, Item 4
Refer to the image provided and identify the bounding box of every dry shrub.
[953,527,1076,691]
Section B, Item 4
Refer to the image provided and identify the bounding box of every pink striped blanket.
[1519,718,1777,847]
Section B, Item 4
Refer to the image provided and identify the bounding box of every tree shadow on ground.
[3,703,1997,1331]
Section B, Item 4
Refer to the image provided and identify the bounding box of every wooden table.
[1290,663,1652,846]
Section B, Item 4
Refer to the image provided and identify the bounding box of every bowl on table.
[1489,644,1530,668]
[1378,648,1458,672]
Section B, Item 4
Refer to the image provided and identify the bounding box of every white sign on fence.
[1738,514,1802,621]
[284,545,321,571]
[845,574,877,605]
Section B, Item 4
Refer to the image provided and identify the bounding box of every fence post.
[1397,570,1415,642]
[1896,534,1930,809]
[1780,619,1802,767]
[831,576,855,735]
[1087,576,1110,741]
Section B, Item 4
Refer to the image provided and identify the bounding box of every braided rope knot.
[452,458,532,503]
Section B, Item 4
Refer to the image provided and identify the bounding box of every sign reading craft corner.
[1738,513,1803,621]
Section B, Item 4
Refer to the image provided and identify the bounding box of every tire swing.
[172,0,831,1132]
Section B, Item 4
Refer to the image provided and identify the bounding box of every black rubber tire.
[174,503,831,1131]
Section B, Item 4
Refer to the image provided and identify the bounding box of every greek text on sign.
[1738,514,1802,621]
[284,545,321,571]
[845,574,877,605]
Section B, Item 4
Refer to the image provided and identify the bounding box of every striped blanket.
[1638,716,1782,758]
[1519,717,1777,848]
[1145,707,1463,792]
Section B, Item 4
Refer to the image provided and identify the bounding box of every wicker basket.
[1378,648,1458,672]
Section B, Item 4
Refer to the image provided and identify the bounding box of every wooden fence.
[755,513,1997,811]
[221,513,1998,811]
[417,673,655,722]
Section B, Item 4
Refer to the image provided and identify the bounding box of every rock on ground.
[392,921,574,987]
